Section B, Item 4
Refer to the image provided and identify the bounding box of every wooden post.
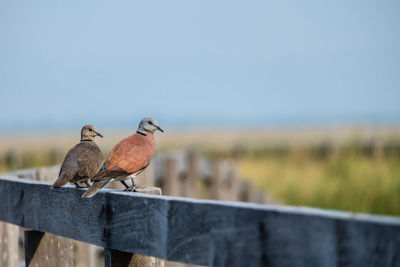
[104,187,164,267]
[216,161,240,201]
[181,151,198,197]
[74,240,97,267]
[141,163,155,188]
[238,181,260,203]
[0,222,19,267]
[207,160,222,200]
[207,160,241,201]
[247,183,259,203]
[162,156,179,196]
[24,230,74,267]
[36,165,61,182]
[4,150,20,170]
[227,163,240,201]
[238,180,249,202]
[36,166,98,267]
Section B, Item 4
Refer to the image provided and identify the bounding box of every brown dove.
[50,125,103,189]
[82,118,163,198]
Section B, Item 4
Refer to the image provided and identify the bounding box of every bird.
[82,118,163,198]
[50,125,103,189]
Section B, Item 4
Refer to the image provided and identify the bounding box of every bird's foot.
[74,183,87,188]
[75,181,91,188]
[123,186,137,192]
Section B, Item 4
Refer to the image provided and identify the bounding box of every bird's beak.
[156,126,164,133]
[96,132,103,138]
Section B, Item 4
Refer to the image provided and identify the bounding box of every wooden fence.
[0,150,270,267]
[148,150,268,203]
[1,150,269,203]
[0,175,400,266]
[0,151,400,266]
[53,150,270,204]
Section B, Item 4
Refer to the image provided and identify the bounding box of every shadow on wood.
[25,230,74,267]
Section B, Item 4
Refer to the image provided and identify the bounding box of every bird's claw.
[123,186,137,192]
[75,182,89,188]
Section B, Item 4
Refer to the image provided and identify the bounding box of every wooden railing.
[1,150,272,267]
[120,150,269,203]
[1,169,400,266]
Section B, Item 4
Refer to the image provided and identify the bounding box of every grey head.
[81,125,103,141]
[137,118,164,135]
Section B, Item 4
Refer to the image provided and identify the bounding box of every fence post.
[162,156,179,196]
[4,150,20,170]
[0,222,18,267]
[74,240,98,267]
[141,163,155,188]
[37,165,98,267]
[104,187,164,267]
[238,180,249,202]
[237,181,260,203]
[24,230,74,267]
[207,160,223,200]
[228,163,240,201]
[181,151,198,197]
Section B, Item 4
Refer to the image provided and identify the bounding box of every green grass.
[239,152,400,216]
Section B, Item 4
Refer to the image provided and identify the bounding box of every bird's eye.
[148,121,153,125]
[89,129,93,131]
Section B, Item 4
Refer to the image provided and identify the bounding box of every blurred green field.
[205,129,400,216]
[239,150,400,216]
[1,127,400,216]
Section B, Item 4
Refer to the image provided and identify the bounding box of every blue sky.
[0,0,399,131]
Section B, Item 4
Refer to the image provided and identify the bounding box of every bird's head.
[137,118,164,135]
[81,125,103,141]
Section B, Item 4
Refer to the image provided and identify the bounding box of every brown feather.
[90,132,154,181]
[51,141,103,189]
[83,132,156,198]
[81,180,109,198]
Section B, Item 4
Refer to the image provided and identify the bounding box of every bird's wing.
[91,134,152,181]
[75,142,103,178]
[90,169,129,181]
[50,146,79,189]
[81,179,110,198]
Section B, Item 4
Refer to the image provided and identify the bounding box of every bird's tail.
[50,182,62,190]
[50,174,69,189]
[82,180,109,198]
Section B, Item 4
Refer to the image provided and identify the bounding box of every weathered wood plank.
[0,176,400,267]
[11,164,94,267]
[0,222,19,267]
[181,151,198,197]
[207,161,222,200]
[74,241,98,267]
[163,157,179,196]
[105,187,163,267]
[141,164,156,188]
[24,230,74,267]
